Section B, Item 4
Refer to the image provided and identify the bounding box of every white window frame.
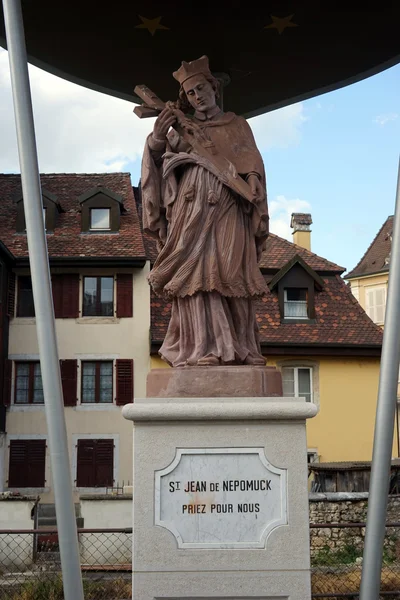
[281,365,313,403]
[90,208,111,231]
[283,288,308,320]
[365,285,387,325]
[71,433,119,494]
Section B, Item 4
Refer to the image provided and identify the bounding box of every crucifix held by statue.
[137,55,270,367]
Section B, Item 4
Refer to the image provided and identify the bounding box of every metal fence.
[0,528,132,599]
[311,521,400,598]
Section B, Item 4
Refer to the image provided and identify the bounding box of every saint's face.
[183,74,216,113]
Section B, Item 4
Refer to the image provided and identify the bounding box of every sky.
[0,48,399,274]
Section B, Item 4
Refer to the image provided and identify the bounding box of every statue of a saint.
[141,56,269,367]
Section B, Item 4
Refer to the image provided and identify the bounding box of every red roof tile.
[346,216,393,279]
[151,234,382,349]
[259,234,344,273]
[0,173,145,259]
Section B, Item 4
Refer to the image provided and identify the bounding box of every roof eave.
[15,256,147,268]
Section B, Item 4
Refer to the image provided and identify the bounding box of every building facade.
[0,173,150,502]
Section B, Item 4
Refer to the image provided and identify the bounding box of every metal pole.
[2,1,84,599]
[360,158,400,600]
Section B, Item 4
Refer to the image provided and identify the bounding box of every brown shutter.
[8,440,46,487]
[3,359,12,407]
[76,440,95,487]
[95,439,114,486]
[61,274,79,318]
[60,359,78,406]
[52,275,63,318]
[116,274,133,318]
[115,359,133,405]
[6,273,15,317]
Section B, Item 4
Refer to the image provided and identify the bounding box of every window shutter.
[115,359,133,405]
[3,359,12,407]
[375,288,386,324]
[76,440,95,487]
[61,274,79,318]
[60,359,78,406]
[116,274,133,318]
[365,288,375,322]
[95,439,114,486]
[52,275,63,318]
[6,273,15,317]
[8,440,46,487]
[28,440,46,487]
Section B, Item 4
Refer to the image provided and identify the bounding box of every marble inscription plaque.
[155,448,287,549]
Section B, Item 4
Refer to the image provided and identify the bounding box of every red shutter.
[61,274,79,318]
[76,440,95,487]
[52,275,63,318]
[116,274,133,318]
[6,273,15,317]
[8,440,46,487]
[3,359,12,407]
[60,359,78,406]
[95,439,114,486]
[115,359,133,405]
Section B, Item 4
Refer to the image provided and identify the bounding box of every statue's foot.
[196,355,220,366]
[243,355,266,366]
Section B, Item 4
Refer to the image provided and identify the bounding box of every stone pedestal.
[123,392,317,600]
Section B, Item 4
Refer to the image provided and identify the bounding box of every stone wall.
[309,493,400,560]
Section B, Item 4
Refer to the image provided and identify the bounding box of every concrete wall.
[5,265,150,503]
[150,355,388,463]
[80,495,132,565]
[0,497,35,568]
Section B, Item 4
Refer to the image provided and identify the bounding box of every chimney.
[291,213,312,251]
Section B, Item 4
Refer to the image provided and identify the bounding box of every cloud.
[269,195,312,240]
[0,49,307,174]
[248,103,308,151]
[374,113,398,126]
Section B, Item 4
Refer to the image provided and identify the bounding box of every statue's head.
[173,55,219,113]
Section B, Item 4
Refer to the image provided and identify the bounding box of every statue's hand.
[247,174,265,203]
[153,107,176,141]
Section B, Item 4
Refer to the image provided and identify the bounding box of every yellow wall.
[292,230,311,251]
[348,272,388,326]
[151,354,395,463]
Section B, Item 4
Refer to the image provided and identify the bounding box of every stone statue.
[141,56,269,367]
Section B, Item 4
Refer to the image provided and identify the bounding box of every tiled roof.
[346,216,393,279]
[151,235,382,349]
[259,234,344,273]
[0,173,145,259]
[255,274,382,346]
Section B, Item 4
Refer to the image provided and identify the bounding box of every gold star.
[135,15,169,36]
[264,14,298,35]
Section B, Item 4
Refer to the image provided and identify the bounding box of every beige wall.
[348,272,388,326]
[151,354,389,463]
[5,264,150,502]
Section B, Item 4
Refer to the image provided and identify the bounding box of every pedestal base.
[146,366,283,398]
[123,396,317,600]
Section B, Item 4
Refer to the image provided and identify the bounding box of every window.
[82,361,113,403]
[15,362,44,404]
[90,208,110,230]
[365,286,386,325]
[284,288,308,319]
[83,276,114,316]
[17,276,35,317]
[8,439,46,487]
[282,366,312,402]
[76,439,114,487]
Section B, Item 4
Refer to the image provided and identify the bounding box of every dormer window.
[79,187,125,233]
[284,288,308,319]
[90,208,111,231]
[15,189,61,233]
[268,254,324,323]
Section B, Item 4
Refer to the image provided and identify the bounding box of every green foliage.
[312,542,363,566]
[9,574,131,600]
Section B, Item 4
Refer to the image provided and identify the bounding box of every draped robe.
[141,110,269,367]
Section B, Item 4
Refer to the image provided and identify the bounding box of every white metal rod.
[2,1,84,598]
[360,158,400,599]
